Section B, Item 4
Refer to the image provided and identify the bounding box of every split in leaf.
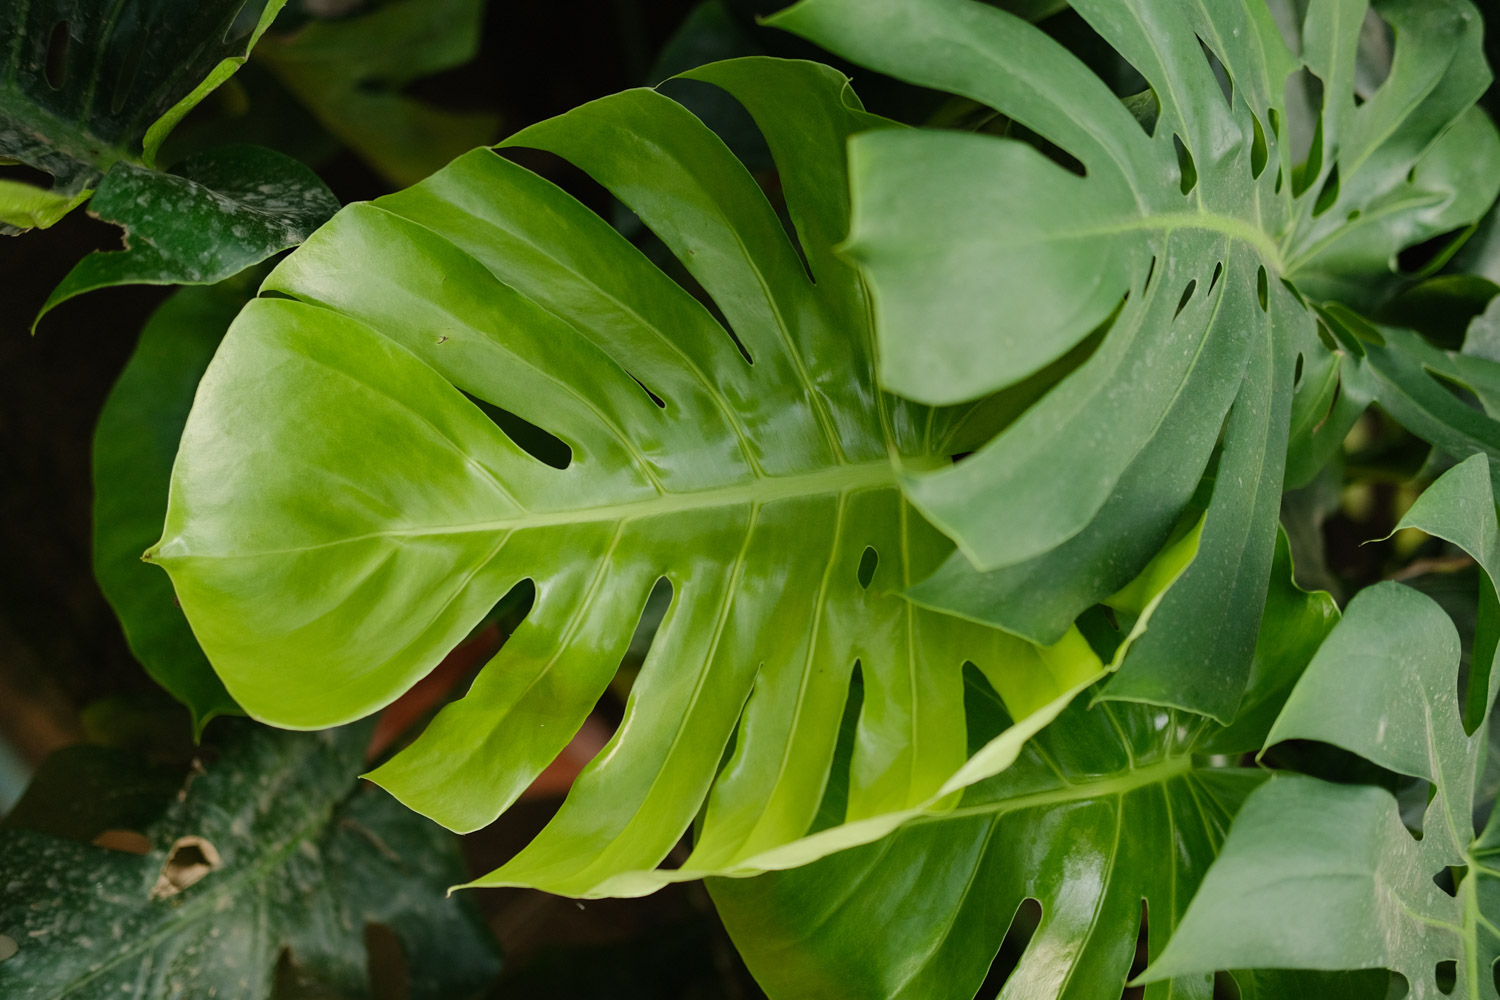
[774,0,1500,723]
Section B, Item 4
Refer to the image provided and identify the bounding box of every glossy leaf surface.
[0,722,501,999]
[775,0,1500,722]
[36,145,336,327]
[151,58,1107,897]
[0,0,288,232]
[1146,454,1500,997]
[711,530,1360,999]
[94,282,252,731]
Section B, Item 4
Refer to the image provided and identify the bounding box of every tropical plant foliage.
[147,56,1119,897]
[9,0,1500,996]
[0,720,499,999]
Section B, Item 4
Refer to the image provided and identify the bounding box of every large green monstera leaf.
[774,0,1500,723]
[0,0,288,231]
[149,58,1113,898]
[1144,454,1500,997]
[709,529,1391,999]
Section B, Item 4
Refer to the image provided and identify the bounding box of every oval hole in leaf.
[1357,10,1396,96]
[1008,121,1086,178]
[1257,265,1269,312]
[459,390,572,470]
[1174,280,1197,319]
[1435,960,1457,994]
[1397,227,1472,277]
[1122,899,1149,1000]
[628,371,667,409]
[150,835,221,899]
[1432,864,1466,898]
[1197,38,1233,110]
[806,663,864,834]
[1249,113,1268,179]
[1293,352,1305,390]
[1312,163,1341,217]
[45,22,70,90]
[1207,261,1223,297]
[856,545,878,589]
[1427,369,1481,410]
[976,897,1042,995]
[1174,134,1197,195]
[1288,70,1325,196]
[623,576,674,675]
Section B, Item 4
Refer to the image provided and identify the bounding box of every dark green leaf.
[0,0,288,232]
[0,722,501,999]
[36,144,337,327]
[93,281,252,731]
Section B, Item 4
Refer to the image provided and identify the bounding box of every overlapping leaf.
[94,281,254,731]
[1145,454,1500,997]
[774,0,1500,723]
[0,0,288,232]
[149,58,1113,898]
[709,530,1375,999]
[0,721,500,999]
[36,145,336,326]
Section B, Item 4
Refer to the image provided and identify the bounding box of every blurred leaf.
[2,745,179,842]
[0,0,289,233]
[257,0,499,187]
[1377,274,1499,351]
[93,281,255,732]
[0,721,501,999]
[36,145,336,327]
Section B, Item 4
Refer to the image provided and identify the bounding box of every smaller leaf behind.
[255,0,500,187]
[94,281,252,732]
[0,721,501,1000]
[35,145,338,329]
[0,0,291,233]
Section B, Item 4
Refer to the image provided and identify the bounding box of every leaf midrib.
[156,459,899,561]
[910,753,1199,824]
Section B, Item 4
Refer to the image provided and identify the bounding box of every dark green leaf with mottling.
[0,721,500,999]
[36,145,336,327]
[0,0,288,232]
